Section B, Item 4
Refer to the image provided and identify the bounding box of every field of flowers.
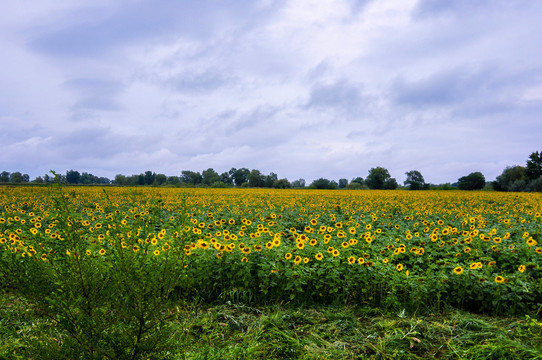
[2,185,540,311]
[1,185,541,358]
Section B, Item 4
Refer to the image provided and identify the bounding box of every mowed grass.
[2,293,541,360]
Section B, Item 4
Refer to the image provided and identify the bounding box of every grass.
[2,293,541,360]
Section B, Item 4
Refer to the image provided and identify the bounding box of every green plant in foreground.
[0,176,189,359]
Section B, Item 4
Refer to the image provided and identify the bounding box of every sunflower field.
[1,185,541,358]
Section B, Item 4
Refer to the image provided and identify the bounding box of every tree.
[202,168,220,185]
[231,168,249,186]
[493,166,525,191]
[351,177,364,186]
[384,178,398,189]
[265,172,278,188]
[457,172,486,190]
[144,171,155,185]
[272,179,291,189]
[167,176,181,185]
[80,172,99,185]
[248,169,265,187]
[365,167,396,190]
[181,171,202,185]
[114,174,127,185]
[309,178,337,189]
[338,178,348,189]
[0,171,10,182]
[526,151,542,181]
[404,170,426,190]
[220,172,232,185]
[66,170,81,184]
[154,174,167,186]
[291,179,306,188]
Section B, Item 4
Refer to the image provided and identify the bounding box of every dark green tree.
[0,171,10,182]
[231,168,250,186]
[181,171,202,185]
[248,169,266,187]
[457,172,486,190]
[202,168,220,185]
[351,177,364,186]
[384,178,398,189]
[338,178,348,189]
[272,178,291,188]
[220,172,232,185]
[493,166,525,191]
[144,171,155,185]
[154,174,167,186]
[404,170,426,190]
[291,179,306,188]
[114,174,127,185]
[366,167,396,189]
[265,172,278,188]
[526,151,542,181]
[309,178,337,189]
[167,176,181,185]
[66,170,81,184]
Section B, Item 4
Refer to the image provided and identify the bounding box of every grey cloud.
[171,70,234,93]
[413,0,498,18]
[391,67,494,107]
[64,78,124,112]
[306,81,370,115]
[53,126,161,159]
[29,0,260,57]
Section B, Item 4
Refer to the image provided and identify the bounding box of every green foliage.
[0,180,189,359]
[366,167,398,190]
[494,166,526,191]
[458,172,486,190]
[404,170,426,190]
[309,178,338,189]
[526,151,542,181]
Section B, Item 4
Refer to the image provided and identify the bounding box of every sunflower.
[357,257,365,265]
[518,265,526,273]
[453,266,464,275]
[99,249,106,256]
[315,253,324,261]
[294,256,302,265]
[285,253,292,260]
[347,256,356,264]
[153,249,160,256]
[332,249,340,257]
[396,264,404,272]
[494,276,505,284]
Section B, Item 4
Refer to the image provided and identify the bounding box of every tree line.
[1,151,540,191]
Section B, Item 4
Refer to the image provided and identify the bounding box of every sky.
[1,0,542,185]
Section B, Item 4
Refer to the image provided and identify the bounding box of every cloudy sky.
[1,0,541,184]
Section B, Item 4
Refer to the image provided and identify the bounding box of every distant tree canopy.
[365,167,398,189]
[4,151,542,192]
[526,151,542,181]
[404,170,426,190]
[309,178,338,189]
[492,151,542,192]
[457,172,486,190]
